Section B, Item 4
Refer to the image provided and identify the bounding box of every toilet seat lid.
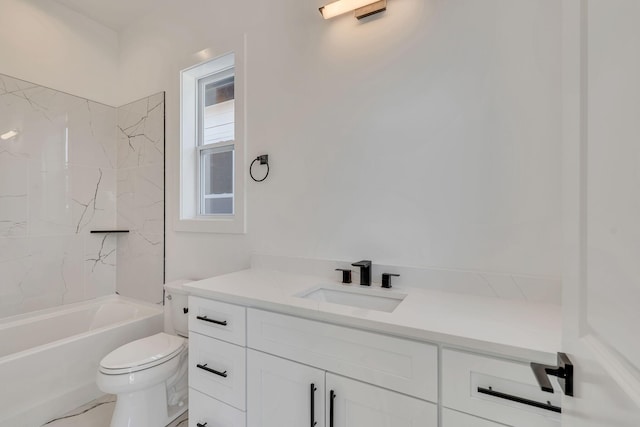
[100,332,185,372]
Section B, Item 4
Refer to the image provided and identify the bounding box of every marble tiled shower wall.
[116,93,165,304]
[0,73,164,318]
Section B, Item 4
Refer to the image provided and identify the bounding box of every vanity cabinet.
[188,294,560,427]
[247,349,436,427]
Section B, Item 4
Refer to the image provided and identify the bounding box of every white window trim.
[176,46,246,234]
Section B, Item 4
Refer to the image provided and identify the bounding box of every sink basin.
[297,286,406,313]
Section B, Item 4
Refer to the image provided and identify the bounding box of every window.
[198,69,235,215]
[178,50,245,233]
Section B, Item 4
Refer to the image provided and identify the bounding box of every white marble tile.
[27,166,118,237]
[117,164,163,233]
[0,196,27,237]
[41,394,188,427]
[117,93,165,168]
[42,395,116,427]
[116,231,164,304]
[0,74,164,320]
[83,233,117,299]
[116,93,165,305]
[0,236,88,317]
[70,167,117,234]
[0,151,28,237]
[27,167,75,237]
[67,100,117,169]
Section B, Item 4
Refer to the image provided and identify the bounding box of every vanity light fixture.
[0,129,18,140]
[319,0,387,20]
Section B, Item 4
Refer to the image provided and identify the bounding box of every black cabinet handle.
[310,383,317,427]
[197,423,207,427]
[477,386,561,413]
[196,315,228,326]
[196,363,228,378]
[329,390,336,427]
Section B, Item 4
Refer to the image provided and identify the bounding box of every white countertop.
[184,269,562,363]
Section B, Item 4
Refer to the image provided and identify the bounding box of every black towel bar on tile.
[90,230,130,234]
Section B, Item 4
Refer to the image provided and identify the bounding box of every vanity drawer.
[189,332,246,410]
[247,308,438,402]
[442,349,561,427]
[189,388,246,427]
[189,296,246,346]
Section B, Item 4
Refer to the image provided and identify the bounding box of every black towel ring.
[250,155,269,182]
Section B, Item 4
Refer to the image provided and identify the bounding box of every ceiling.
[53,0,168,31]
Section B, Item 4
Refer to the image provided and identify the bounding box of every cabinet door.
[325,373,437,427]
[247,349,325,427]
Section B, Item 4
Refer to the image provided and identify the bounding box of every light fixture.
[0,130,18,141]
[319,0,387,20]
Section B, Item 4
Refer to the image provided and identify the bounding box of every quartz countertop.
[184,269,562,363]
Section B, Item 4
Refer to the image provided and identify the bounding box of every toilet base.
[110,382,186,427]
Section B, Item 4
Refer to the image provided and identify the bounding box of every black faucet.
[351,260,372,286]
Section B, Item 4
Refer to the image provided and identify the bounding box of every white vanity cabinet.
[247,349,436,427]
[187,292,561,427]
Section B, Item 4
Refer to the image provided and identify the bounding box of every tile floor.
[42,395,188,427]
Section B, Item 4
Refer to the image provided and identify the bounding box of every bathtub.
[0,295,163,427]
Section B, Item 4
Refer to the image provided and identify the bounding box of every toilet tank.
[164,280,192,337]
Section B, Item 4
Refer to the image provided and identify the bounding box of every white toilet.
[97,281,191,427]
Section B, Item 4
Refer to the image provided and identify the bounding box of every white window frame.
[198,143,235,215]
[176,48,246,234]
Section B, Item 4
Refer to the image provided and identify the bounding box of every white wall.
[0,0,562,283]
[118,0,562,281]
[0,0,119,106]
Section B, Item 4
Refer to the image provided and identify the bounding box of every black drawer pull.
[197,363,228,378]
[196,315,227,326]
[329,390,336,427]
[310,383,317,427]
[197,423,207,427]
[477,386,561,413]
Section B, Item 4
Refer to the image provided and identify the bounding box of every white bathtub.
[0,295,163,427]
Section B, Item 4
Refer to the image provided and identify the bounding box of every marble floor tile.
[42,395,188,427]
[42,395,115,427]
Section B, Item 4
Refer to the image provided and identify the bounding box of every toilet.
[97,281,191,427]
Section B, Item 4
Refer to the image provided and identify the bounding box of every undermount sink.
[297,286,406,313]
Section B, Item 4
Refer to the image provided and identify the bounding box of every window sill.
[173,217,246,234]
